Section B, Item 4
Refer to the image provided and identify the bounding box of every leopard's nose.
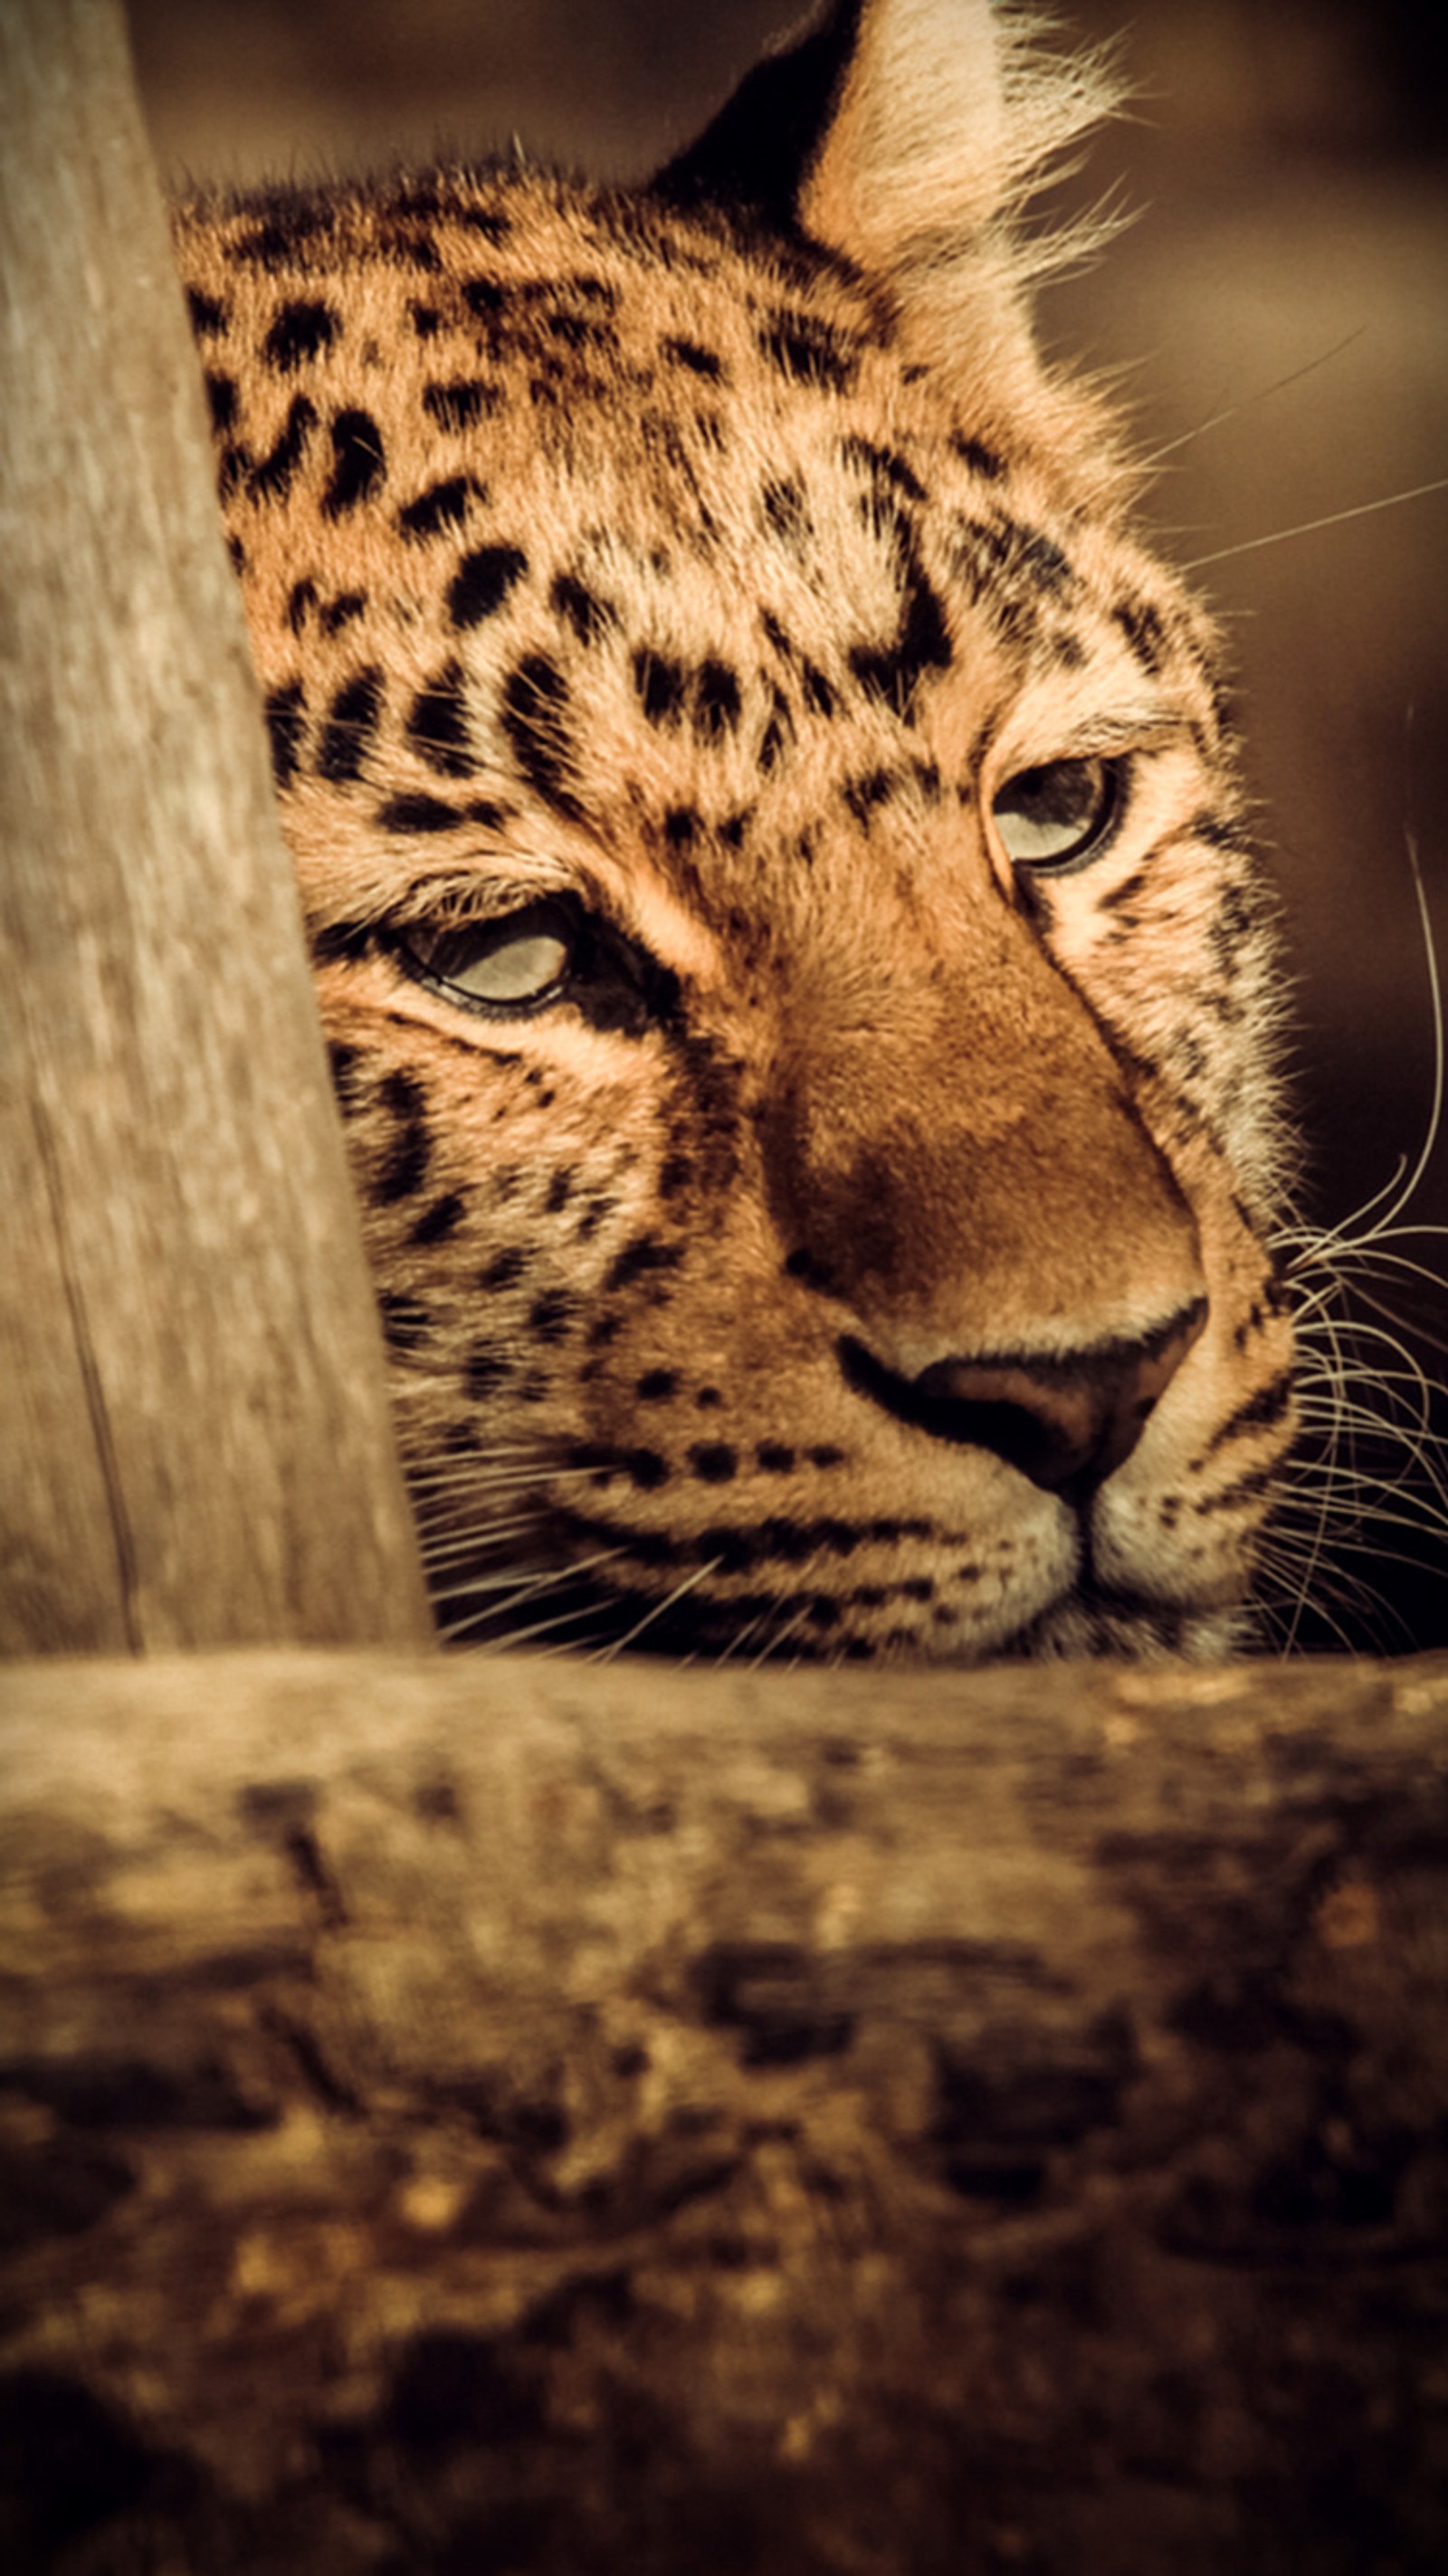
[840,1297,1208,1497]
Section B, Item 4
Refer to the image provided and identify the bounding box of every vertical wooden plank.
[0,0,433,1653]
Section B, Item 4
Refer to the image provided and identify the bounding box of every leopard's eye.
[397,900,575,1012]
[992,756,1122,873]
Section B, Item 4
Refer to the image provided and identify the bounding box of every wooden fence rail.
[1,1648,1446,2571]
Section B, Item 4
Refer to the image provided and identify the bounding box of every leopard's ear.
[656,0,1119,418]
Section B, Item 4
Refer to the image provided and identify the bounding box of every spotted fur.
[175,0,1298,1660]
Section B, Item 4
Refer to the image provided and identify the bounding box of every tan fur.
[173,0,1297,1660]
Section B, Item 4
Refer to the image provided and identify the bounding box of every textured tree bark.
[2,1647,1445,2573]
[0,0,430,1655]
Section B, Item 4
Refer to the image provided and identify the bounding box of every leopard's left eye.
[388,892,678,1038]
[395,899,575,1013]
[992,755,1122,873]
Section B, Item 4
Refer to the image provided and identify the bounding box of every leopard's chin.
[1005,1589,1252,1665]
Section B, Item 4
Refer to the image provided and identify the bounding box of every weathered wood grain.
[0,0,430,1654]
[2,1647,1445,2571]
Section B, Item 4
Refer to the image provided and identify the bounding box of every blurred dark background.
[125,0,1447,1647]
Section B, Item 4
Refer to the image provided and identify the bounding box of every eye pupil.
[993,756,1119,871]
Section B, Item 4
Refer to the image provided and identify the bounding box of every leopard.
[172,0,1299,1664]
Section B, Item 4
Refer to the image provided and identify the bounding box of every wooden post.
[0,0,431,1654]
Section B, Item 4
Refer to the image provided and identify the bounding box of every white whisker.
[1184,476,1448,570]
[747,1600,815,1672]
[589,1559,723,1665]
[714,1594,788,1668]
[1140,327,1367,468]
[436,1548,629,1646]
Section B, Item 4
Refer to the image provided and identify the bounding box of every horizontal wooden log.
[0,0,430,1655]
[2,1648,1446,2571]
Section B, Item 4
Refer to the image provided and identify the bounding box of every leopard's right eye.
[992,755,1124,874]
[395,900,576,1015]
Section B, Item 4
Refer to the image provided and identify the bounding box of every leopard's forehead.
[181,167,1226,941]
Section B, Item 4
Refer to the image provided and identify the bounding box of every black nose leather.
[840,1299,1208,1496]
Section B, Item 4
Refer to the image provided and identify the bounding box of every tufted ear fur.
[656,0,1121,441]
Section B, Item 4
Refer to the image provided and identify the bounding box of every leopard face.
[176,0,1297,1661]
